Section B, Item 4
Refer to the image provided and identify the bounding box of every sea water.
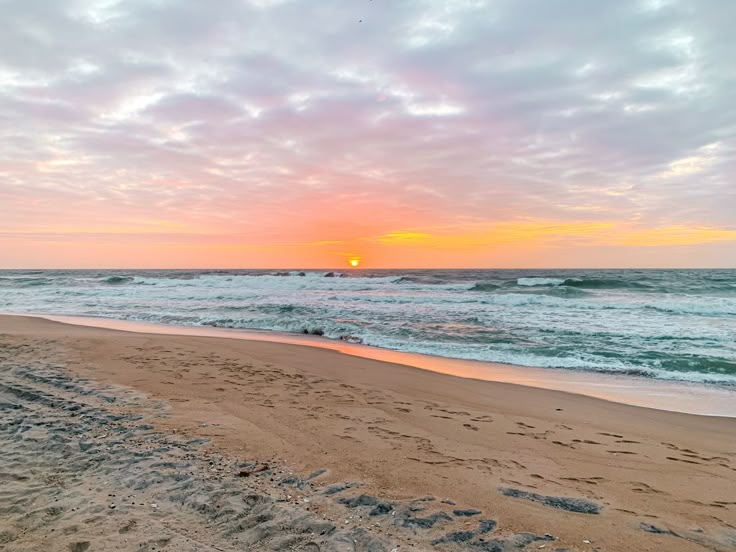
[1,269,734,385]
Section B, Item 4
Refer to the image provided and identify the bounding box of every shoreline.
[7,311,736,417]
[1,314,735,551]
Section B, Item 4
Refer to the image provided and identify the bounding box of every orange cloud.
[372,222,736,251]
[375,221,615,249]
[3,219,735,269]
[611,225,736,246]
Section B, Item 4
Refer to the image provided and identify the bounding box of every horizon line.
[1,267,734,271]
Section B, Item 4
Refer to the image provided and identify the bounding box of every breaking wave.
[562,277,652,290]
[102,276,134,285]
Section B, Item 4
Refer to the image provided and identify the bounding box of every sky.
[1,0,735,269]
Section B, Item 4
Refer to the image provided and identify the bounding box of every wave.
[469,282,500,292]
[199,315,364,340]
[102,276,134,285]
[562,278,651,290]
[644,299,736,316]
[472,281,590,298]
[131,273,402,288]
[518,287,591,298]
[0,277,56,287]
[516,277,566,287]
[515,276,653,290]
[396,275,458,285]
[271,271,345,278]
[328,334,736,384]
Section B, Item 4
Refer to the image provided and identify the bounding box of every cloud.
[0,0,734,267]
[612,225,736,246]
[374,221,736,250]
[376,222,616,249]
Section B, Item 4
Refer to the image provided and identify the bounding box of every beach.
[2,0,733,548]
[2,269,734,388]
[3,0,735,549]
[1,315,734,551]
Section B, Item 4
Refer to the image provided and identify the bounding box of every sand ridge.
[1,315,735,551]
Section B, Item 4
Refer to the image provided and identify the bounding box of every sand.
[0,315,734,551]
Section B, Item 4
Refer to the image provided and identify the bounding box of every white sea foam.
[516,277,566,286]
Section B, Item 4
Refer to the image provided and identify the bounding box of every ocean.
[1,269,734,385]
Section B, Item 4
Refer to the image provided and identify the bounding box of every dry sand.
[0,315,734,551]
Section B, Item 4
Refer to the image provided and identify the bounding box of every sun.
[349,258,360,268]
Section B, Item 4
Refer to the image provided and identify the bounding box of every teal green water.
[1,269,734,384]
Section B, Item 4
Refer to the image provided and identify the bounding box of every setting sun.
[349,258,360,267]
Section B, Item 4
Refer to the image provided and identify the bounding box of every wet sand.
[0,315,735,551]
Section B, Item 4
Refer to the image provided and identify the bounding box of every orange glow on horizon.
[612,225,736,246]
[1,219,735,269]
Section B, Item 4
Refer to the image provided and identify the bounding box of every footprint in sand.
[119,519,138,534]
[630,482,667,495]
[666,456,700,464]
[562,477,606,486]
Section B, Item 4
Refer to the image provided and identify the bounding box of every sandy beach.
[1,315,735,551]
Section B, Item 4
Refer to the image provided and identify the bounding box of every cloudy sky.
[1,0,734,268]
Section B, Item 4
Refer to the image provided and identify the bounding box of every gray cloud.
[1,0,734,242]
